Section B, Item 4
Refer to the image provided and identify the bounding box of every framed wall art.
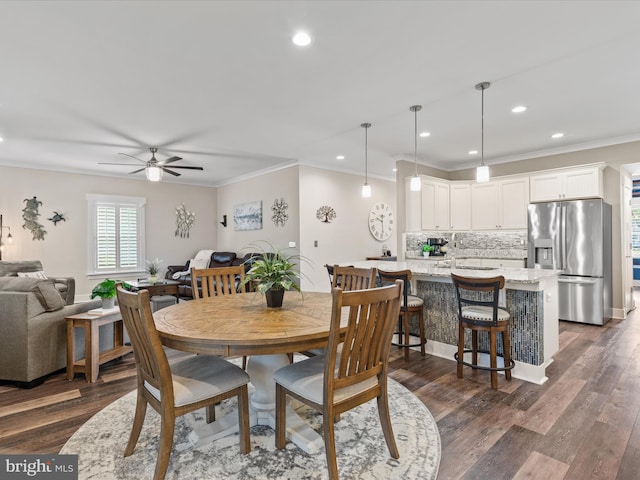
[233,201,263,231]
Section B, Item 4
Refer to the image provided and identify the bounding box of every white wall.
[216,166,300,255]
[299,166,397,292]
[0,166,217,298]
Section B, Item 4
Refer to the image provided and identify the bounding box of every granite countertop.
[349,260,559,284]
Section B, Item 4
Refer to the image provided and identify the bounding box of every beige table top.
[154,291,342,357]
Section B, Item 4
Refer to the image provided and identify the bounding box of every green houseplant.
[146,257,162,284]
[240,241,308,308]
[90,278,117,309]
[422,244,435,257]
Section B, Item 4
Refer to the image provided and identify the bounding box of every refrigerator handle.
[560,204,566,270]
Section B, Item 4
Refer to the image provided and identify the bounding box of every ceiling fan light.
[146,165,163,182]
[410,175,421,191]
[476,165,490,183]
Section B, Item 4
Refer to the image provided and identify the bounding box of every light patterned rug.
[61,376,440,480]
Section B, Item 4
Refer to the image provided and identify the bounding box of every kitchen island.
[346,260,560,385]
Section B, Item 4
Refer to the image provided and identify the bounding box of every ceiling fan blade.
[158,156,182,165]
[162,168,181,177]
[118,153,147,164]
[161,165,204,170]
[129,168,146,175]
[98,162,141,166]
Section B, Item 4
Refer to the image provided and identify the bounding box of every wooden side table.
[66,307,133,383]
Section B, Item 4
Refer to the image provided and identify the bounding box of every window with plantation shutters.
[88,194,146,275]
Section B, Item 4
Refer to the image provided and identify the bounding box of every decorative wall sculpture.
[22,196,47,240]
[233,201,262,231]
[48,211,66,226]
[271,197,288,227]
[316,205,336,223]
[175,203,196,238]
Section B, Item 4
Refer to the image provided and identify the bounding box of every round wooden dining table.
[153,290,341,454]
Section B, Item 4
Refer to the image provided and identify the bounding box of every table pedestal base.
[187,354,324,455]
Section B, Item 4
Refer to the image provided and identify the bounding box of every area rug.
[61,377,440,480]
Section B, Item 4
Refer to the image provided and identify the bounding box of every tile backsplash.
[405,231,527,259]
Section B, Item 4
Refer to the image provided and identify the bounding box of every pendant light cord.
[481,86,485,168]
[409,105,422,176]
[361,122,371,185]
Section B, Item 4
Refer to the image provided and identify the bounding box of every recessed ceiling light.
[551,132,564,139]
[292,31,312,47]
[512,105,527,113]
[336,155,344,160]
[393,167,397,172]
[0,137,3,143]
[419,131,430,138]
[469,150,478,155]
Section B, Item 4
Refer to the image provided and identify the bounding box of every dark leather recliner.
[166,251,238,299]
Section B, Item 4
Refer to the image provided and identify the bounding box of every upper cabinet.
[421,178,450,230]
[471,177,529,230]
[405,177,422,231]
[449,183,471,231]
[529,165,604,202]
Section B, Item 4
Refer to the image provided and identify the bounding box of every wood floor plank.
[512,451,569,480]
[516,376,586,435]
[563,420,629,479]
[0,390,81,417]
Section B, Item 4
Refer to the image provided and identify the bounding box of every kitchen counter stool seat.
[378,269,426,361]
[451,273,514,390]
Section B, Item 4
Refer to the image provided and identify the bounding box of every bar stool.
[451,273,514,389]
[378,269,426,361]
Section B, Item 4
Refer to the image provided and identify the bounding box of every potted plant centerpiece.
[90,278,117,309]
[240,241,308,308]
[146,257,162,284]
[422,244,435,257]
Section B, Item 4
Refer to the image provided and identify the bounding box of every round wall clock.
[368,202,394,241]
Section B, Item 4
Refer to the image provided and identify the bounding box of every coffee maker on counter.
[427,238,448,256]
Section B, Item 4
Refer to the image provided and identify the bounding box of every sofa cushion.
[0,277,65,312]
[17,271,48,279]
[0,260,44,277]
[211,251,236,266]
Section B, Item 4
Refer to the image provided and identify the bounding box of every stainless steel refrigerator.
[527,199,612,325]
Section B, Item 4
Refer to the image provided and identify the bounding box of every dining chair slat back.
[191,265,245,299]
[331,265,377,291]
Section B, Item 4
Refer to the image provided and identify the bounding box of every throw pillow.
[17,271,48,280]
[0,277,65,312]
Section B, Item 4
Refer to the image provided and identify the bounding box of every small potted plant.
[422,244,435,257]
[146,257,162,284]
[90,279,117,309]
[240,241,309,308]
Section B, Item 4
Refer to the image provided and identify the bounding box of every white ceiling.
[1,1,640,187]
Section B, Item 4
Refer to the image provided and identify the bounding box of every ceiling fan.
[99,147,204,182]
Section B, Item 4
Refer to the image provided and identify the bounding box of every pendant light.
[409,105,422,191]
[361,122,372,198]
[475,82,490,183]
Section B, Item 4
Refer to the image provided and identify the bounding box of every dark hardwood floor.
[2,295,640,479]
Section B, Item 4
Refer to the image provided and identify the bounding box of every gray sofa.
[0,260,102,386]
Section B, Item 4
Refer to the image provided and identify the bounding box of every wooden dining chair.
[273,281,404,480]
[191,265,249,368]
[331,265,377,291]
[116,286,251,480]
[378,269,426,361]
[451,273,515,390]
[191,265,245,299]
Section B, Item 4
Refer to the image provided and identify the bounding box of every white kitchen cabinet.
[421,179,449,231]
[405,177,422,231]
[449,183,471,231]
[471,177,529,230]
[529,165,604,202]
